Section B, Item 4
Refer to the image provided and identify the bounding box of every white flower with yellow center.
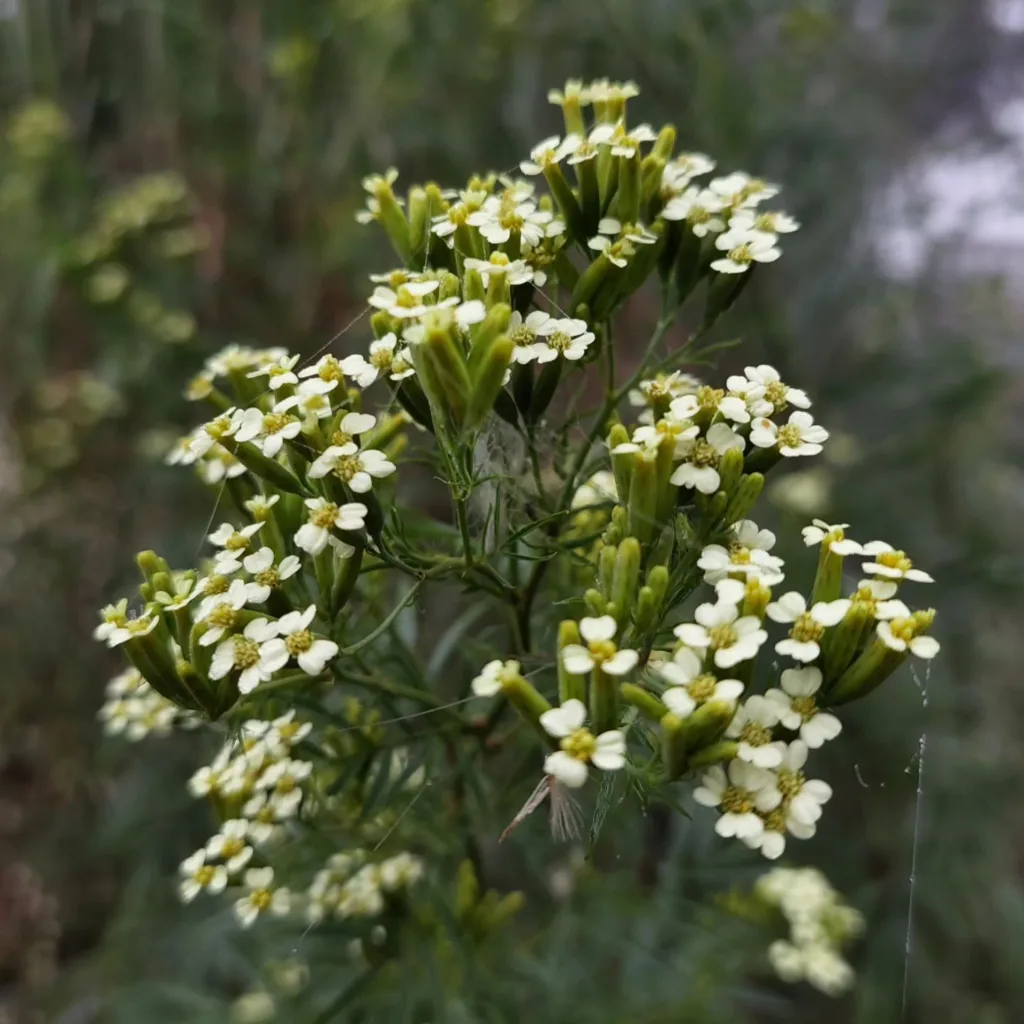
[308,433,395,495]
[339,334,415,387]
[876,617,940,659]
[588,120,658,158]
[259,604,339,676]
[297,353,347,392]
[235,867,291,928]
[669,422,746,495]
[179,849,227,903]
[195,574,246,624]
[355,168,400,224]
[506,310,554,364]
[197,445,248,484]
[730,208,799,235]
[726,695,787,768]
[726,364,810,416]
[693,760,782,839]
[241,547,301,604]
[764,666,842,748]
[772,739,833,828]
[471,658,522,697]
[208,521,264,568]
[675,594,768,669]
[560,615,639,676]
[540,698,627,789]
[430,188,489,241]
[698,519,785,586]
[710,226,781,274]
[256,757,313,818]
[258,710,313,757]
[209,617,281,694]
[751,411,829,457]
[401,299,487,345]
[708,172,780,209]
[154,573,205,611]
[233,406,302,457]
[660,186,727,236]
[188,407,244,458]
[571,471,619,510]
[103,609,159,648]
[294,497,366,555]
[801,519,863,556]
[519,134,582,175]
[246,353,300,389]
[859,540,934,583]
[767,593,849,663]
[274,378,338,424]
[205,818,254,875]
[587,218,658,267]
[369,279,444,319]
[463,253,535,286]
[660,153,716,198]
[659,646,744,717]
[530,317,596,363]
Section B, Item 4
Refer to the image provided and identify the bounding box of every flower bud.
[614,153,642,225]
[463,268,486,304]
[556,620,587,705]
[543,164,585,241]
[620,682,668,723]
[610,537,641,625]
[466,336,514,431]
[702,269,753,329]
[678,699,735,752]
[627,453,659,546]
[640,155,666,210]
[723,472,764,524]
[717,447,745,498]
[824,639,906,706]
[652,124,677,162]
[608,423,634,502]
[407,186,430,264]
[686,740,739,769]
[370,310,396,338]
[330,543,363,615]
[373,180,415,266]
[820,602,873,684]
[590,665,620,735]
[569,251,613,312]
[503,672,553,742]
[811,533,846,605]
[577,156,601,235]
[655,435,678,523]
[584,588,606,617]
[741,577,772,620]
[633,585,658,632]
[455,859,479,921]
[598,543,617,595]
[227,441,306,495]
[136,550,171,583]
[660,712,688,780]
[468,304,512,371]
[421,327,472,427]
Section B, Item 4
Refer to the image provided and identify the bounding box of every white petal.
[544,751,589,788]
[602,649,639,675]
[579,615,617,643]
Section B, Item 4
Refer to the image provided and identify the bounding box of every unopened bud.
[610,537,641,625]
[723,473,764,524]
[620,682,668,723]
[557,620,587,705]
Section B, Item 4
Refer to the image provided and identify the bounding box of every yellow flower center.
[708,623,738,649]
[194,865,215,885]
[317,356,345,383]
[763,806,787,832]
[223,531,251,551]
[587,639,617,664]
[777,424,802,449]
[311,503,339,529]
[790,696,817,722]
[286,629,314,656]
[728,542,752,564]
[221,836,246,858]
[726,243,753,265]
[790,613,824,644]
[510,325,537,347]
[889,617,915,642]
[560,727,597,762]
[234,636,260,669]
[206,415,234,440]
[691,439,719,467]
[209,606,237,629]
[333,455,362,481]
[394,286,421,309]
[740,723,773,747]
[721,785,754,815]
[776,768,805,799]
[763,380,787,409]
[370,348,393,371]
[548,331,572,353]
[876,550,913,573]
[687,674,717,703]
[331,429,353,447]
[263,412,292,435]
[488,251,511,268]
[255,568,280,589]
[250,889,272,911]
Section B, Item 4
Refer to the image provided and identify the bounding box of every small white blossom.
[209,617,281,694]
[206,818,255,875]
[471,659,521,697]
[339,334,415,387]
[235,867,291,928]
[294,498,366,556]
[801,519,863,556]
[369,279,444,319]
[531,317,595,363]
[195,578,249,639]
[241,548,301,603]
[750,411,829,457]
[588,120,658,158]
[233,407,303,457]
[726,695,787,768]
[767,594,850,663]
[710,226,781,274]
[675,595,768,669]
[208,521,264,567]
[661,185,727,236]
[463,254,535,286]
[773,739,833,827]
[178,850,228,903]
[571,471,619,510]
[876,619,940,659]
[260,605,339,676]
[693,760,781,840]
[669,422,746,495]
[274,380,336,423]
[519,134,582,175]
[246,353,300,389]
[587,218,658,267]
[540,698,627,789]
[560,616,639,676]
[859,541,934,583]
[506,310,555,364]
[708,172,780,208]
[726,364,810,416]
[308,442,395,494]
[730,208,799,235]
[698,520,785,586]
[658,646,744,717]
[765,666,843,748]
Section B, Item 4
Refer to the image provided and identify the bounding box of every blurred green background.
[3,0,1024,1021]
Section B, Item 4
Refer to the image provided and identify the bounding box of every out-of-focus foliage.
[1,1,1022,1022]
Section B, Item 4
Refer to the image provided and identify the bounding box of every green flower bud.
[558,620,587,704]
[226,441,306,495]
[652,125,677,162]
[811,534,846,605]
[466,336,515,431]
[678,699,735,752]
[661,712,688,780]
[610,537,641,624]
[503,673,553,742]
[702,269,753,329]
[373,183,415,267]
[824,639,906,706]
[463,268,486,304]
[687,740,739,769]
[608,423,634,502]
[455,860,479,921]
[423,327,472,427]
[723,472,764,524]
[820,602,873,685]
[627,453,659,547]
[640,155,666,210]
[468,303,512,372]
[437,271,462,302]
[406,187,430,264]
[577,156,601,235]
[330,543,363,615]
[717,447,745,498]
[136,550,171,583]
[543,164,585,241]
[584,588,606,616]
[614,153,642,225]
[654,434,678,524]
[589,666,620,735]
[621,682,668,722]
[370,311,397,338]
[674,226,704,306]
[598,544,617,596]
[569,251,613,312]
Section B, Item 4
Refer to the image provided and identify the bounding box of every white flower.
[750,410,829,456]
[258,711,313,757]
[377,852,424,891]
[471,659,521,697]
[519,133,582,175]
[246,353,300,389]
[233,407,302,457]
[773,739,833,826]
[274,379,336,423]
[661,185,727,236]
[463,254,535,286]
[764,666,843,748]
[369,279,442,319]
[154,573,205,610]
[188,407,244,458]
[693,760,781,839]
[859,541,934,583]
[659,646,744,717]
[505,309,554,364]
[308,442,395,494]
[530,317,595,363]
[560,616,639,676]
[235,867,291,928]
[675,597,768,670]
[208,521,264,567]
[726,695,787,768]
[294,498,367,555]
[339,334,415,387]
[297,353,347,391]
[730,208,799,235]
[766,593,850,663]
[660,153,716,197]
[257,758,314,818]
[571,470,618,509]
[197,446,248,485]
[708,172,779,208]
[103,610,159,648]
[587,218,658,267]
[588,120,658,158]
[801,519,863,556]
[241,548,301,603]
[539,698,626,789]
[669,422,745,494]
[698,520,785,586]
[710,226,781,274]
[209,617,281,694]
[259,605,339,676]
[768,941,855,997]
[726,364,810,416]
[206,819,255,874]
[876,619,940,659]
[178,850,227,903]
[195,578,249,641]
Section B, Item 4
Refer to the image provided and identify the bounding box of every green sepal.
[620,682,668,723]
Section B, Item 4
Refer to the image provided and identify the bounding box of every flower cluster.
[756,867,864,996]
[98,666,189,740]
[306,850,424,924]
